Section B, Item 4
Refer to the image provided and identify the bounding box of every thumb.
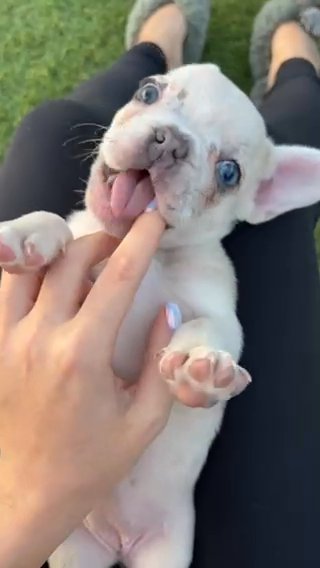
[127,306,177,441]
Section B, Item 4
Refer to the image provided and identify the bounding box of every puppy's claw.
[24,242,46,267]
[212,352,235,388]
[230,365,252,397]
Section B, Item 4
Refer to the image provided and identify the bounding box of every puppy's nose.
[148,126,189,164]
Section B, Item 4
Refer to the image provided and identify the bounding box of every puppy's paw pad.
[0,239,17,263]
[160,347,251,408]
[0,227,25,271]
[0,228,47,272]
[188,357,214,383]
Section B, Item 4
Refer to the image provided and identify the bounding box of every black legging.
[1,44,320,568]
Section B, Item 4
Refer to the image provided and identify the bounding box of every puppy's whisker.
[80,153,98,164]
[72,184,87,207]
[77,138,102,146]
[70,122,108,132]
[72,148,99,162]
[72,153,92,161]
[62,135,81,147]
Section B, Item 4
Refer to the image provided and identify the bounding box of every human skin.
[0,211,174,568]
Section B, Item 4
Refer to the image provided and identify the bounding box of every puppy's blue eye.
[215,160,241,191]
[135,83,160,105]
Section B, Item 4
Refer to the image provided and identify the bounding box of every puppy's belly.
[84,497,172,557]
[82,402,223,558]
[79,260,222,560]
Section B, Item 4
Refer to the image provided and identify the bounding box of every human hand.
[0,211,173,567]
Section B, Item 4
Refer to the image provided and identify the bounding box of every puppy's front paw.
[159,346,251,408]
[0,212,72,273]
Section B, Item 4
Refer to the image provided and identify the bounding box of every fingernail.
[165,302,182,330]
[145,198,157,212]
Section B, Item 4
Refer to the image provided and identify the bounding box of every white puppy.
[1,63,320,568]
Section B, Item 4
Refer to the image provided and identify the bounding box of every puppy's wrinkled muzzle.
[89,124,192,223]
[102,124,191,172]
[148,126,190,169]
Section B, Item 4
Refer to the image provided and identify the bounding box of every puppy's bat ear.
[246,145,320,224]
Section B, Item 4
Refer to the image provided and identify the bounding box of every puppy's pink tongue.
[110,169,154,219]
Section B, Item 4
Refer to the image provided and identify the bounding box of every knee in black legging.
[261,59,320,147]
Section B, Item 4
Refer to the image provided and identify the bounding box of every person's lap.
[193,58,320,567]
[1,45,319,567]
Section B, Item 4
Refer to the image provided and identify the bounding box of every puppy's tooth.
[107,174,118,187]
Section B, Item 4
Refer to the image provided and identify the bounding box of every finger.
[0,268,45,326]
[77,211,165,351]
[126,308,173,444]
[36,232,120,321]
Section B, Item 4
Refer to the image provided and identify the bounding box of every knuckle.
[58,349,80,377]
[55,332,92,378]
[5,325,47,377]
[55,337,81,377]
[110,253,138,283]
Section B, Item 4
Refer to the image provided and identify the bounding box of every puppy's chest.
[93,257,191,382]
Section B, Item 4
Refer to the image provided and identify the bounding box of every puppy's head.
[86,64,320,242]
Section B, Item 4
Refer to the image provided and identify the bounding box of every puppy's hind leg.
[49,527,118,568]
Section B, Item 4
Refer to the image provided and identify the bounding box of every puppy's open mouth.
[102,164,155,220]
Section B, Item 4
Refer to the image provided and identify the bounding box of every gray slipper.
[125,0,211,64]
[249,0,320,108]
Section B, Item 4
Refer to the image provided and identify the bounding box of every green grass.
[0,0,319,248]
[0,0,264,157]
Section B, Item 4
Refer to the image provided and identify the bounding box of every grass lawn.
[0,0,265,156]
[0,0,319,246]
